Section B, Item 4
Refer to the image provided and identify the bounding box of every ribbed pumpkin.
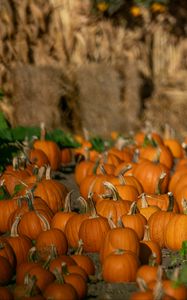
[148,193,177,248]
[78,194,110,253]
[5,216,33,266]
[139,225,162,265]
[121,201,147,240]
[164,212,187,250]
[33,167,69,213]
[35,228,68,261]
[133,158,170,194]
[102,249,139,282]
[51,191,77,232]
[100,220,140,263]
[33,123,61,171]
[96,182,131,225]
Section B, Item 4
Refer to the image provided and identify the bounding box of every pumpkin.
[133,158,170,194]
[29,148,50,167]
[16,262,41,285]
[138,144,173,170]
[33,167,68,213]
[0,237,16,269]
[102,249,139,282]
[71,240,95,276]
[33,123,61,171]
[49,255,76,274]
[43,281,78,300]
[78,194,110,253]
[100,220,140,263]
[13,273,43,300]
[96,181,131,225]
[25,265,55,292]
[139,225,162,265]
[148,193,177,248]
[137,192,179,213]
[62,264,87,300]
[17,208,52,241]
[35,228,68,261]
[136,262,160,285]
[138,194,161,221]
[121,201,147,240]
[0,197,19,234]
[0,256,13,285]
[51,191,77,232]
[5,216,33,266]
[164,213,187,250]
[74,159,95,186]
[61,148,73,165]
[64,199,90,249]
[0,287,14,300]
[1,159,30,195]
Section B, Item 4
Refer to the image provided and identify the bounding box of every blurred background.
[1,0,187,139]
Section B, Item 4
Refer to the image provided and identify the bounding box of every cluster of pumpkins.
[0,125,187,299]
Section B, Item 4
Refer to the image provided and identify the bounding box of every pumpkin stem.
[10,215,21,237]
[28,246,39,263]
[143,225,151,241]
[92,158,101,175]
[127,201,138,215]
[46,165,52,180]
[77,196,89,214]
[35,210,51,231]
[75,239,84,255]
[63,191,73,213]
[181,198,187,214]
[52,268,65,284]
[132,148,140,163]
[107,214,117,229]
[99,164,107,175]
[136,277,148,292]
[167,192,174,212]
[155,172,166,195]
[148,252,158,266]
[87,192,98,218]
[40,122,46,141]
[139,193,149,208]
[102,151,108,164]
[42,245,58,269]
[102,181,120,201]
[61,262,69,275]
[23,273,38,297]
[116,164,132,177]
[153,147,161,164]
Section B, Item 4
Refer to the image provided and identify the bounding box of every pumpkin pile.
[1,124,187,299]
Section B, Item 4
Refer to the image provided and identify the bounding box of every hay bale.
[9,60,142,137]
[11,64,81,131]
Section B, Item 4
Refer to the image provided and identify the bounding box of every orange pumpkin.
[102,249,139,282]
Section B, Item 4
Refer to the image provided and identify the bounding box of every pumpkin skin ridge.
[79,216,110,253]
[102,250,139,282]
[165,214,187,250]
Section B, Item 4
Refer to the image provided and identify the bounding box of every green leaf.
[11,126,40,141]
[46,129,81,148]
[0,112,10,130]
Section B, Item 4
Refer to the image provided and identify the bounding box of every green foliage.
[89,136,113,153]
